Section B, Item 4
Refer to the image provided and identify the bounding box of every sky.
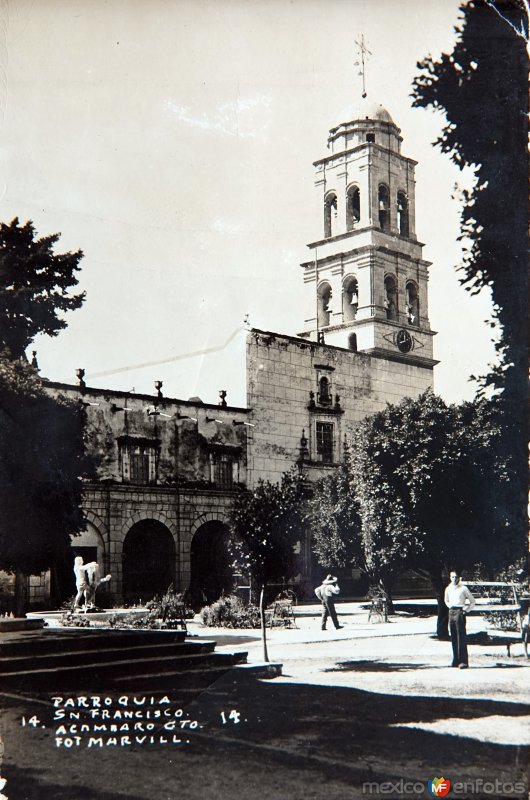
[0,0,497,407]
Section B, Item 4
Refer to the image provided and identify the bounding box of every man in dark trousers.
[315,574,343,631]
[444,570,475,668]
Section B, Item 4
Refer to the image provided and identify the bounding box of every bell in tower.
[298,99,436,368]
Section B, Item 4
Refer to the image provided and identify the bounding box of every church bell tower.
[298,101,436,368]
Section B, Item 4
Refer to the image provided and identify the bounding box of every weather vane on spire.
[354,35,371,99]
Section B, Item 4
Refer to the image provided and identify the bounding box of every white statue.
[73,556,111,611]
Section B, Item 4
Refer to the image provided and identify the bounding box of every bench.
[367,597,389,623]
[266,595,298,629]
[464,581,525,655]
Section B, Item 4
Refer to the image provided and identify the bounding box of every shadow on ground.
[1,666,528,799]
[324,659,441,673]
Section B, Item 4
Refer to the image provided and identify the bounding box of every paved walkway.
[8,600,527,799]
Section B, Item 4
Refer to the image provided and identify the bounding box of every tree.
[412,0,528,551]
[305,445,361,572]
[305,444,411,605]
[229,470,305,661]
[0,354,90,612]
[307,392,516,637]
[0,218,84,359]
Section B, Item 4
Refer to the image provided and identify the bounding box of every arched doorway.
[122,520,176,603]
[59,522,108,602]
[52,522,107,604]
[189,521,232,607]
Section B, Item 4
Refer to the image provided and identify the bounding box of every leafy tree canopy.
[412,0,528,551]
[307,391,518,594]
[0,218,84,359]
[229,469,306,588]
[0,354,90,575]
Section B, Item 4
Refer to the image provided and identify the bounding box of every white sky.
[0,0,497,407]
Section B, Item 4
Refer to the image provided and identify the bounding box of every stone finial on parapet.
[75,368,86,390]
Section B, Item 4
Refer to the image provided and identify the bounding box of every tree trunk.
[428,566,449,639]
[259,585,269,663]
[14,572,28,617]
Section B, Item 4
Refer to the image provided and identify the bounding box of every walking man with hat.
[315,574,343,631]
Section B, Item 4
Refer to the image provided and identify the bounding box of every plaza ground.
[1,600,528,799]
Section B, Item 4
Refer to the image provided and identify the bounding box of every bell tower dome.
[299,101,436,367]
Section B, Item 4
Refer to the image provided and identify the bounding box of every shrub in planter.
[484,610,519,631]
[145,585,193,621]
[200,594,261,628]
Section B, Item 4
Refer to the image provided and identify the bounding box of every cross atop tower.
[354,35,371,99]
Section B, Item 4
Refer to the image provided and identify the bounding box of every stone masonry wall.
[246,328,433,486]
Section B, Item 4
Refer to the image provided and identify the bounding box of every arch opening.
[397,191,409,237]
[384,275,398,321]
[348,332,358,352]
[378,184,390,232]
[406,281,420,326]
[324,192,338,238]
[122,519,176,603]
[342,276,359,322]
[317,281,332,328]
[189,521,233,607]
[346,185,360,230]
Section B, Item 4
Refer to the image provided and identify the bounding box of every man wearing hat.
[315,574,343,631]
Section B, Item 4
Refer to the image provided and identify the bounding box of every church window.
[343,276,359,322]
[346,185,360,230]
[384,275,398,321]
[406,281,419,326]
[397,191,409,237]
[378,184,390,232]
[318,376,332,406]
[366,133,375,143]
[316,422,334,463]
[324,192,338,238]
[317,282,332,328]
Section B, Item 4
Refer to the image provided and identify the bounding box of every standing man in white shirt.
[444,571,475,669]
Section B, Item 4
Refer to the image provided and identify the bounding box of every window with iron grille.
[130,451,150,484]
[316,422,334,463]
[211,452,236,488]
[119,439,157,485]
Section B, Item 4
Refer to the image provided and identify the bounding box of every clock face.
[396,329,413,353]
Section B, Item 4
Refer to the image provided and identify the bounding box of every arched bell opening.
[317,281,333,328]
[406,281,420,326]
[342,276,359,323]
[346,185,360,230]
[384,275,398,321]
[378,184,390,232]
[324,191,338,238]
[397,190,409,237]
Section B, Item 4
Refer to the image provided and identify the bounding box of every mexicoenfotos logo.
[427,777,451,797]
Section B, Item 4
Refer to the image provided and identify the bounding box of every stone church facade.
[9,101,438,608]
[246,101,436,486]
